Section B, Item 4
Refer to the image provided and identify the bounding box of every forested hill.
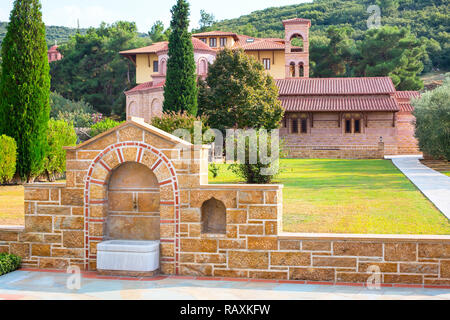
[0,22,88,46]
[211,0,449,69]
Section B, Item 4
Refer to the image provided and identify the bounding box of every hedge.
[0,135,17,183]
[0,253,21,276]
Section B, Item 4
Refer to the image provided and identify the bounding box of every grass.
[209,159,450,235]
[0,185,24,226]
[444,172,450,177]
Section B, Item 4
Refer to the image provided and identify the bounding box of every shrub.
[0,135,17,183]
[413,74,450,160]
[151,111,210,143]
[229,131,283,184]
[50,91,94,119]
[57,110,94,128]
[42,119,77,181]
[90,118,124,137]
[0,253,21,276]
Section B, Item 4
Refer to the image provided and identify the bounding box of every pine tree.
[163,0,198,116]
[0,0,51,181]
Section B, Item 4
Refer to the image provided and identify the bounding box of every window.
[153,61,159,73]
[345,119,352,134]
[283,118,287,128]
[354,119,361,133]
[292,119,299,134]
[220,37,227,47]
[200,38,207,43]
[290,62,296,77]
[209,38,217,48]
[299,64,304,77]
[301,118,308,133]
[263,58,271,70]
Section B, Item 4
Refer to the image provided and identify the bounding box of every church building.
[119,18,420,158]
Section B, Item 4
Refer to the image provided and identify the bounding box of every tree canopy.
[50,21,151,117]
[163,0,198,116]
[0,0,51,181]
[198,48,284,131]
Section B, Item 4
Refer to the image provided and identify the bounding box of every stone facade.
[0,118,447,286]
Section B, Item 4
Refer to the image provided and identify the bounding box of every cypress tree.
[0,0,51,182]
[163,0,198,116]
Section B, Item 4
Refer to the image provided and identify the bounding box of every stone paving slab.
[0,271,449,300]
[386,155,450,219]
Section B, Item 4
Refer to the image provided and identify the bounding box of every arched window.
[201,198,226,234]
[299,63,305,78]
[290,34,304,53]
[290,62,296,78]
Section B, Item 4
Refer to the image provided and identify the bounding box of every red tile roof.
[398,103,415,112]
[193,31,239,40]
[395,91,420,100]
[239,39,286,51]
[276,77,396,96]
[283,18,311,26]
[120,38,216,56]
[280,96,399,112]
[125,81,165,94]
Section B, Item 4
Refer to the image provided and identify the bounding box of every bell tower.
[283,18,311,78]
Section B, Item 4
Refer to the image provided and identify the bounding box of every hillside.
[211,0,449,69]
[0,22,88,47]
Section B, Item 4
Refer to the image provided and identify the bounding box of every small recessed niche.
[201,198,226,234]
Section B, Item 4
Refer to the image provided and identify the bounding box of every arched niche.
[298,62,305,77]
[106,162,160,241]
[201,198,226,234]
[289,62,296,77]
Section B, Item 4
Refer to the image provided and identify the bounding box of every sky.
[0,0,311,32]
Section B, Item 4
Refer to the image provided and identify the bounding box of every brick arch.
[83,141,181,274]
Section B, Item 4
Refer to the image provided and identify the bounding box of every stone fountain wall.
[0,119,449,286]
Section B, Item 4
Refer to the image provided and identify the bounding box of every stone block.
[25,188,49,201]
[384,274,423,285]
[10,243,30,259]
[54,217,84,230]
[271,252,311,266]
[442,260,450,278]
[279,240,300,250]
[63,231,84,248]
[239,191,263,204]
[119,126,143,142]
[248,206,277,220]
[39,258,69,269]
[239,225,263,235]
[214,269,248,278]
[302,241,331,251]
[289,267,335,282]
[358,262,398,273]
[218,240,246,250]
[313,257,356,268]
[181,239,217,253]
[180,208,201,223]
[229,251,269,269]
[61,188,84,206]
[399,263,438,275]
[249,271,288,280]
[32,244,50,257]
[418,243,450,259]
[247,237,278,250]
[25,216,52,233]
[333,242,382,257]
[180,264,212,277]
[384,243,417,262]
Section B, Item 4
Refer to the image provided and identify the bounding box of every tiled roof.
[125,81,165,94]
[283,18,311,26]
[395,91,420,100]
[276,77,397,96]
[193,31,239,39]
[239,39,286,51]
[280,96,400,112]
[48,45,59,53]
[120,42,169,55]
[120,38,215,56]
[398,103,414,112]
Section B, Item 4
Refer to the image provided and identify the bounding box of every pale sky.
[0,0,311,32]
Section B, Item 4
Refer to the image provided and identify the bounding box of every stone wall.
[0,119,448,286]
[281,112,399,159]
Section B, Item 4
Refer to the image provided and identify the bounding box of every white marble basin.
[97,240,160,272]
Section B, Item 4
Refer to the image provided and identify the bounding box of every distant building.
[48,45,62,63]
[120,18,421,158]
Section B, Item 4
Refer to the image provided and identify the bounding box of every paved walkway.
[0,271,449,300]
[386,155,450,219]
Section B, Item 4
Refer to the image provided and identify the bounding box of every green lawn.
[209,159,450,235]
[444,172,450,177]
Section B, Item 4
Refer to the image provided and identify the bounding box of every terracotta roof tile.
[240,39,286,51]
[125,81,165,94]
[280,96,400,112]
[395,91,420,100]
[398,103,415,112]
[276,77,396,95]
[120,38,215,56]
[193,31,239,39]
